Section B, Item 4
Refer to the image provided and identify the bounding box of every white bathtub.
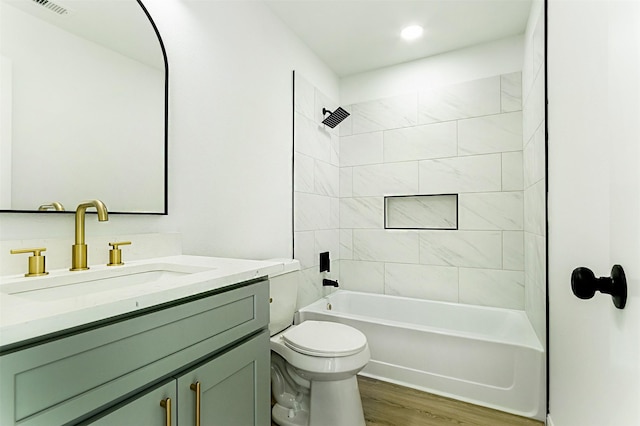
[296,290,545,420]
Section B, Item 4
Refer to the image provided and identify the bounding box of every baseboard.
[546,414,555,426]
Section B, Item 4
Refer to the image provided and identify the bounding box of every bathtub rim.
[297,289,544,352]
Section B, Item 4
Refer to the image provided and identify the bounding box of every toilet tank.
[268,259,300,336]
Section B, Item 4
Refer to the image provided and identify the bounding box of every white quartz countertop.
[0,255,286,349]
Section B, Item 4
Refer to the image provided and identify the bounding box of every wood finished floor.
[272,376,543,426]
[358,376,542,426]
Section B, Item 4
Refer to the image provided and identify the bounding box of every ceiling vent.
[31,0,68,15]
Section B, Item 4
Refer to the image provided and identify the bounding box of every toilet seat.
[282,320,367,357]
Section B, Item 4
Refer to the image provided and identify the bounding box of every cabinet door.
[177,330,270,426]
[87,381,177,426]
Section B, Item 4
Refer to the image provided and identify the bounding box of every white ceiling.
[5,0,531,77]
[265,0,533,77]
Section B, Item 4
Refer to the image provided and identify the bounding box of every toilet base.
[271,375,366,426]
[272,403,309,426]
[309,377,366,426]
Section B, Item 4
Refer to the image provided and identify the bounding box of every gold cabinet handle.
[160,398,172,426]
[190,382,201,426]
[10,247,49,277]
[107,241,131,266]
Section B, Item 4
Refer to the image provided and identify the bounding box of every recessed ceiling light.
[401,25,424,41]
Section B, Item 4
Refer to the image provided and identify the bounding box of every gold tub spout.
[70,200,109,271]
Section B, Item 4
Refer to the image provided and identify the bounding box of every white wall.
[0,1,338,264]
[145,0,338,260]
[0,55,11,208]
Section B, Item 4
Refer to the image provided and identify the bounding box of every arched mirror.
[0,0,167,214]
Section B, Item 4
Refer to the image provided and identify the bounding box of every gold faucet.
[38,202,65,211]
[70,200,109,271]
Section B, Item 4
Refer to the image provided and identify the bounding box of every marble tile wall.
[338,72,527,310]
[294,63,545,317]
[293,73,341,309]
[522,1,547,343]
[385,195,457,229]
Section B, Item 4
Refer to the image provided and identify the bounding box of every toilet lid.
[282,321,367,357]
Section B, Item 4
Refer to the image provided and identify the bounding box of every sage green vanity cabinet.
[0,279,270,426]
[88,381,177,426]
[89,330,269,426]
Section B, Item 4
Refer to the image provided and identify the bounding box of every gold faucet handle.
[108,241,131,266]
[10,248,50,277]
[109,241,131,249]
[11,247,46,256]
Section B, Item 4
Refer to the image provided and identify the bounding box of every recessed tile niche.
[385,194,458,230]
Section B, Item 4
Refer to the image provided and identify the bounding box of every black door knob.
[571,265,627,309]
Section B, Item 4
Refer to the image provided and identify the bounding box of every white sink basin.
[0,263,214,301]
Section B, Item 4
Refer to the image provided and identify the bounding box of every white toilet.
[269,260,370,426]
